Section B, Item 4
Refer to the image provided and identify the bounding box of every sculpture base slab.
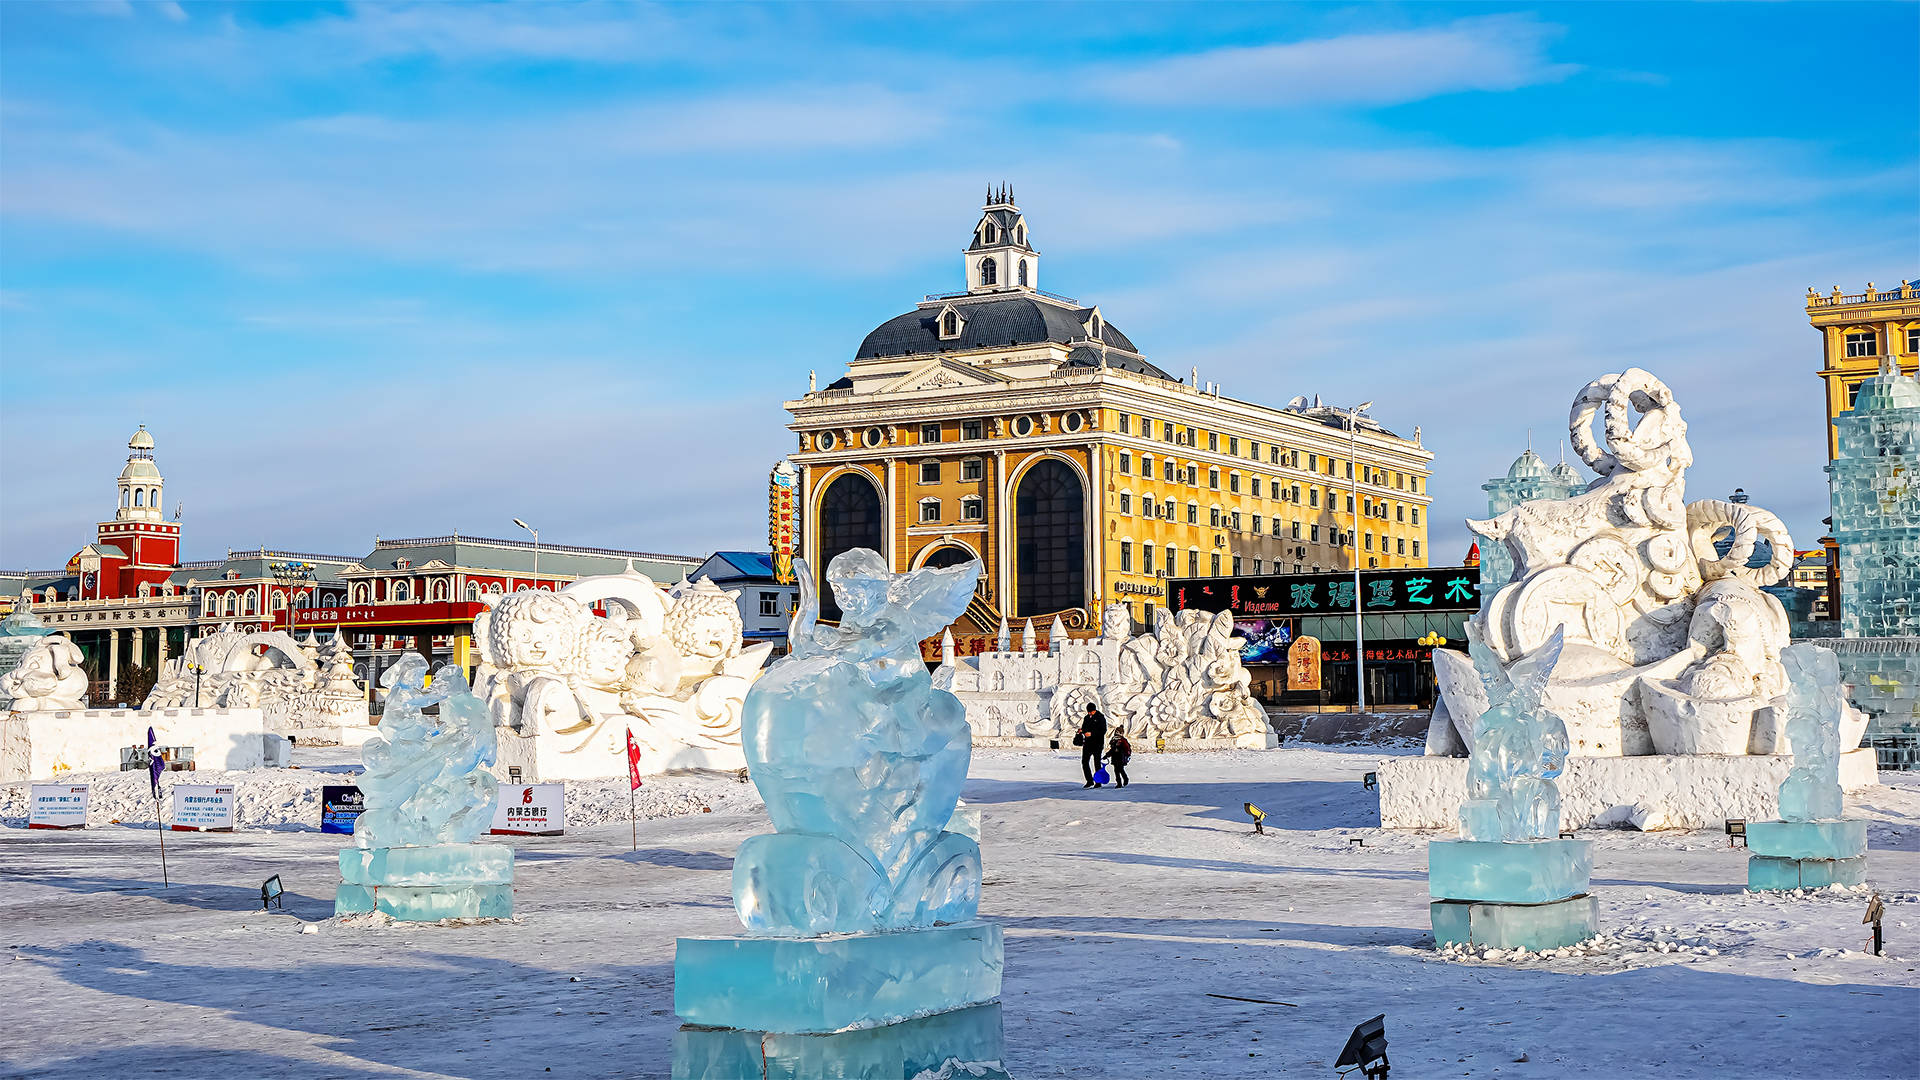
[334,844,516,920]
[674,921,1003,1035]
[1428,839,1593,905]
[1432,895,1598,951]
[1379,751,1879,830]
[1744,819,1868,861]
[1747,855,1868,892]
[671,1001,1009,1080]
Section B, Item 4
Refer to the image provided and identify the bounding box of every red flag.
[626,727,644,791]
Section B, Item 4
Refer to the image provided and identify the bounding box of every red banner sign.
[293,602,487,627]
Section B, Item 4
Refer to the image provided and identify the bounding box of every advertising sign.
[1234,618,1293,664]
[490,784,565,836]
[1171,567,1482,618]
[171,785,236,831]
[320,785,365,835]
[28,784,89,829]
[1288,636,1323,691]
[769,459,799,585]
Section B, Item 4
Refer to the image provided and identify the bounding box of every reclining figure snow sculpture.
[1433,368,1864,759]
[733,548,983,934]
[472,568,773,779]
[0,635,88,712]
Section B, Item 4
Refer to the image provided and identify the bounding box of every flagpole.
[148,726,169,888]
[155,791,169,887]
[629,783,637,852]
[625,726,642,853]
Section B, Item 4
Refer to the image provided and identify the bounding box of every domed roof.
[1549,460,1581,486]
[128,425,154,450]
[855,294,1171,380]
[120,458,162,481]
[1506,448,1551,480]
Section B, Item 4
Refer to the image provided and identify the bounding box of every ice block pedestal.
[673,1001,1010,1080]
[1429,838,1597,950]
[334,844,515,920]
[1745,819,1868,891]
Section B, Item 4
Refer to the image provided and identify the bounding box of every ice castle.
[1477,446,1585,607]
[1827,356,1920,768]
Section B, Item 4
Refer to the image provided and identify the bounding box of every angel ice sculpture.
[732,548,984,935]
[1458,625,1571,842]
[355,654,498,848]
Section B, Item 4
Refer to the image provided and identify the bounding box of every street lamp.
[1335,401,1373,715]
[186,661,206,708]
[268,561,315,639]
[513,518,540,585]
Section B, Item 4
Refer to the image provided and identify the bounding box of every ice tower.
[1827,356,1920,768]
[1476,447,1586,608]
[671,550,1008,1079]
[1746,644,1869,889]
[333,655,513,920]
[1428,626,1599,950]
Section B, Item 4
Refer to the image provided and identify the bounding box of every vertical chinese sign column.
[769,459,799,586]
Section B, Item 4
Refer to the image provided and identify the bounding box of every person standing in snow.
[1107,729,1132,788]
[1076,703,1108,788]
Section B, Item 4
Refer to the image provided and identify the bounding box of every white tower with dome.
[117,425,165,522]
[965,184,1039,294]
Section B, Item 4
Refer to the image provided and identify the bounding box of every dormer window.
[983,223,998,244]
[938,306,963,340]
[1016,224,1025,245]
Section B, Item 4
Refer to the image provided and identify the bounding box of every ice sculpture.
[334,655,513,920]
[1746,643,1868,890]
[473,569,772,780]
[673,548,1005,1071]
[1430,368,1870,764]
[1429,624,1597,951]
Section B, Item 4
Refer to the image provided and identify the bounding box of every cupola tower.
[966,184,1039,295]
[117,425,164,522]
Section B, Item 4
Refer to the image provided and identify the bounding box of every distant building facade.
[684,551,799,655]
[784,187,1435,650]
[1808,278,1919,461]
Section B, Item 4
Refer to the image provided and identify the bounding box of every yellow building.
[784,187,1434,642]
[1809,279,1920,460]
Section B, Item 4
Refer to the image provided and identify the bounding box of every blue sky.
[2,1,1915,570]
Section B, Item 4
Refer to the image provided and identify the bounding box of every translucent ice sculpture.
[733,549,983,936]
[355,654,499,849]
[1457,625,1570,842]
[1777,643,1845,822]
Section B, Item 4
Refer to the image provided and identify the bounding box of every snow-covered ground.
[2,745,1916,1079]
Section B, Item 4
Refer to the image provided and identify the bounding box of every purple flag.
[147,726,163,800]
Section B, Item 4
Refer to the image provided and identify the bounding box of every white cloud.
[1093,16,1578,107]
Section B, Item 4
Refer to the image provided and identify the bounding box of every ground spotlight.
[1336,1013,1389,1078]
[261,875,285,912]
[1245,802,1267,835]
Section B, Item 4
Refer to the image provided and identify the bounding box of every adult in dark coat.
[1077,703,1109,788]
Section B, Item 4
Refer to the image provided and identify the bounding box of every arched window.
[1015,459,1085,617]
[943,311,958,336]
[203,592,216,615]
[488,582,504,594]
[121,490,130,508]
[1016,224,1025,244]
[242,592,256,616]
[353,584,369,604]
[394,581,411,602]
[466,582,480,601]
[921,545,975,570]
[979,257,997,287]
[1018,260,1028,286]
[271,592,286,612]
[150,488,159,507]
[133,489,144,508]
[816,471,883,622]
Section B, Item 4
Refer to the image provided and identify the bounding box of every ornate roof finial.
[1007,183,1015,205]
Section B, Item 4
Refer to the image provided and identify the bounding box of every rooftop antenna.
[1526,427,1533,453]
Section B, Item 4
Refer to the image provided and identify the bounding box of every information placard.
[490,784,565,836]
[321,785,365,835]
[171,784,236,831]
[29,784,89,829]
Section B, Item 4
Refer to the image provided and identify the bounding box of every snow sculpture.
[335,654,513,920]
[473,568,773,780]
[0,635,88,712]
[144,624,365,741]
[1745,643,1868,890]
[1430,625,1597,951]
[674,549,1003,1045]
[1433,368,1862,762]
[938,602,1274,747]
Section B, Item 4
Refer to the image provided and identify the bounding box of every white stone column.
[107,628,121,702]
[1087,441,1104,615]
[994,449,1011,609]
[883,458,898,569]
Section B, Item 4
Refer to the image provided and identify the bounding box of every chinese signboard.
[171,785,236,831]
[293,601,486,627]
[1170,567,1481,618]
[1320,644,1434,664]
[321,785,365,835]
[29,784,89,829]
[769,459,799,586]
[1287,637,1322,691]
[490,784,565,836]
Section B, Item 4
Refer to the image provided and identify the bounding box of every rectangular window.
[759,592,779,616]
[1210,507,1222,527]
[1163,421,1175,442]
[1164,498,1175,519]
[1207,432,1219,451]
[1845,331,1878,357]
[1308,454,1318,472]
[920,500,940,523]
[1309,489,1319,508]
[1345,461,1354,479]
[1908,328,1920,354]
[1120,541,1133,573]
[1142,415,1153,436]
[1229,472,1241,493]
[962,458,984,481]
[1209,469,1220,490]
[1269,446,1281,464]
[962,498,983,522]
[1187,503,1199,524]
[1290,521,1300,539]
[962,420,984,440]
[1397,537,1406,555]
[1211,553,1222,576]
[1346,494,1355,512]
[1396,504,1405,522]
[1249,440,1258,458]
[1118,414,1131,434]
[1166,548,1177,575]
[1396,472,1405,490]
[1230,511,1243,530]
[1251,477,1263,498]
[1144,542,1155,571]
[921,424,941,443]
[1119,452,1132,475]
[1160,459,1173,481]
[1189,551,1200,577]
[1411,476,1420,494]
[1310,524,1321,542]
[1252,557,1262,575]
[1412,540,1421,558]
[1231,555,1243,575]
[1252,514,1262,533]
[1120,493,1132,514]
[1228,437,1240,455]
[1364,533,1374,551]
[919,461,940,484]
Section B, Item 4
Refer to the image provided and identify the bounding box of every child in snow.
[1107,730,1132,788]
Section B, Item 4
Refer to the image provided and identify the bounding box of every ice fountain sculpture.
[1745,644,1869,890]
[333,654,513,921]
[672,549,1008,1080]
[1430,626,1598,950]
